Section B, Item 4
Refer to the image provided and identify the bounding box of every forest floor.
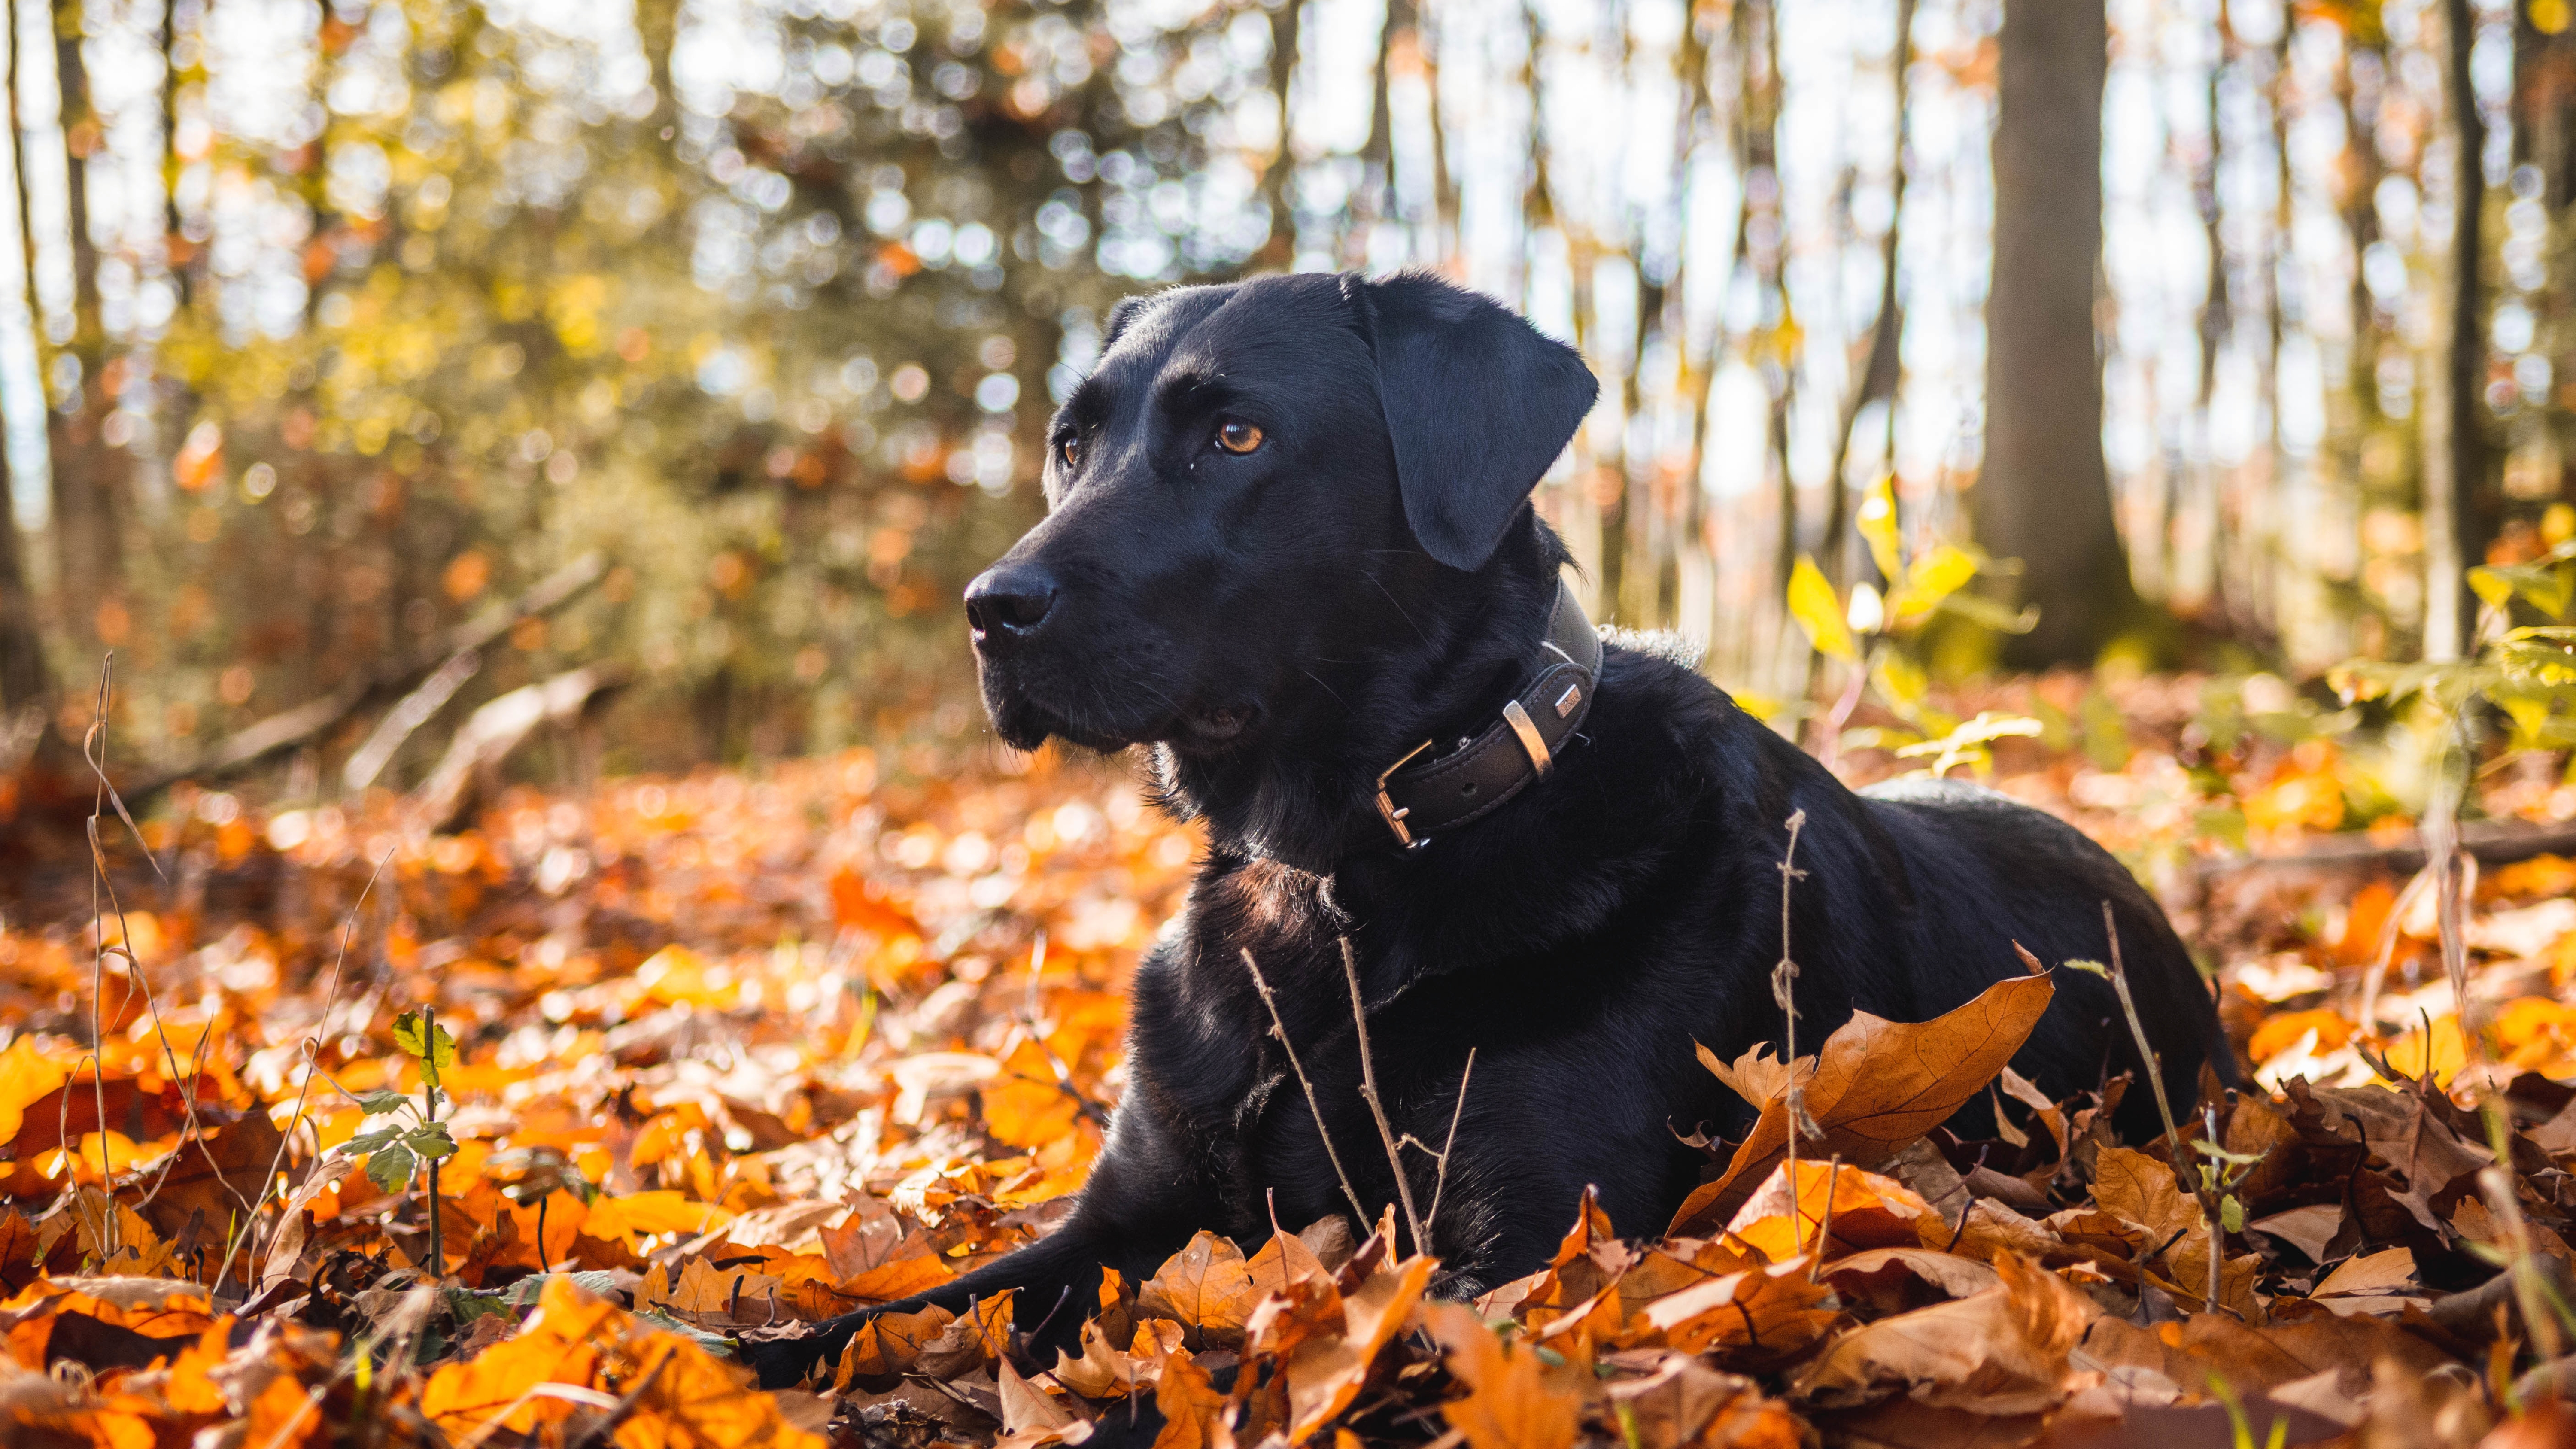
[4,671,2576,1446]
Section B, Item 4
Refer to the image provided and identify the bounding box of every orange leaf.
[1670,972,2055,1233]
[1285,1253,1434,1438]
[614,1333,828,1449]
[421,1275,623,1437]
[1138,1230,1261,1349]
[1149,1352,1229,1449]
[1424,1301,1579,1449]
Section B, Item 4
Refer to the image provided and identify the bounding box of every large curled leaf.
[1671,970,2056,1234]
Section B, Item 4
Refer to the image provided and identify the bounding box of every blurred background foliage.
[0,0,2570,810]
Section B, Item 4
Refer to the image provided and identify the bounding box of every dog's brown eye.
[1058,437,1079,470]
[1215,421,1264,454]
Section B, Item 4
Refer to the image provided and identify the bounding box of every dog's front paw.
[734,1327,835,1390]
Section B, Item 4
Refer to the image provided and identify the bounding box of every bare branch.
[1241,949,1370,1231]
[1340,936,1428,1257]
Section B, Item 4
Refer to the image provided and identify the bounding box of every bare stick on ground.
[1241,949,1370,1230]
[2097,902,2230,1316]
[1340,936,1429,1257]
[1773,811,1814,1194]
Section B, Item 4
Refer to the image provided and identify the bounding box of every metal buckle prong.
[1373,738,1434,848]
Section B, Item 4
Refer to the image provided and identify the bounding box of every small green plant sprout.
[341,1007,459,1278]
[2191,1136,2264,1235]
[2203,1370,2291,1449]
[1785,477,2038,766]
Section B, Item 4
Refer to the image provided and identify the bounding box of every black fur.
[740,271,2221,1386]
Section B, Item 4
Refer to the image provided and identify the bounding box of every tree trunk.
[0,445,47,715]
[1975,0,2138,667]
[1256,0,1302,268]
[47,0,115,653]
[1823,0,1914,587]
[2422,0,2489,661]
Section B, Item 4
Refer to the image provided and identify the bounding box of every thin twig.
[1425,1048,1475,1231]
[1807,1154,1843,1282]
[2356,865,2434,1052]
[425,1004,444,1283]
[1340,937,1428,1257]
[1240,949,1370,1230]
[224,848,395,1294]
[1773,811,1813,1183]
[2100,902,2233,1318]
[2426,715,2482,1074]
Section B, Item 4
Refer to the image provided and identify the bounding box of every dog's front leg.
[737,1222,1116,1387]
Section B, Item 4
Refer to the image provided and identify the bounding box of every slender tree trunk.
[52,0,113,641]
[1975,0,2139,666]
[1258,0,1303,268]
[0,451,46,716]
[2423,0,2489,660]
[2189,23,2232,618]
[1823,0,1914,587]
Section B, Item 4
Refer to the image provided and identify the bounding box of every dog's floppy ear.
[1356,273,1598,571]
[1100,292,1155,353]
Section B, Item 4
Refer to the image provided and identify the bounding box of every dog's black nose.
[965,565,1058,646]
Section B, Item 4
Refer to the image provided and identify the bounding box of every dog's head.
[966,272,1597,773]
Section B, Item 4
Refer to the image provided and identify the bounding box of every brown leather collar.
[1371,582,1601,848]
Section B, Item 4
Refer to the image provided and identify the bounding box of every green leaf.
[345,1125,404,1157]
[2221,1196,2245,1234]
[355,1089,411,1117]
[364,1142,418,1193]
[405,1123,459,1161]
[2060,959,2110,978]
[392,1011,457,1088]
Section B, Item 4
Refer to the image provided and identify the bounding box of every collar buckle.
[1373,738,1435,848]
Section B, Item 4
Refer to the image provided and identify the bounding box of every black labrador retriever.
[744,270,2220,1385]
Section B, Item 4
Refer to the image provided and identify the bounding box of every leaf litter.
[12,683,2576,1444]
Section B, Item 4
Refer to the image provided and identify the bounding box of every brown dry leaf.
[1698,1040,1815,1112]
[1604,1354,1807,1449]
[2090,1146,2261,1315]
[645,1256,790,1327]
[2248,1203,2345,1263]
[831,1303,956,1383]
[1424,1300,1580,1449]
[621,1332,830,1449]
[420,1275,622,1440]
[135,1110,285,1245]
[2076,1301,2451,1400]
[1284,1252,1434,1438]
[1670,972,2056,1233]
[1519,1189,1639,1361]
[1793,1250,2095,1415]
[1931,1198,2068,1265]
[2090,1147,2201,1245]
[1149,1350,1229,1449]
[2451,1198,2576,1267]
[1637,1258,1839,1359]
[1996,1066,2069,1164]
[1823,1247,2002,1317]
[1725,1160,1939,1263]
[995,1356,1081,1448]
[1053,1318,1146,1399]
[2309,1245,2427,1316]
[1138,1229,1261,1349]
